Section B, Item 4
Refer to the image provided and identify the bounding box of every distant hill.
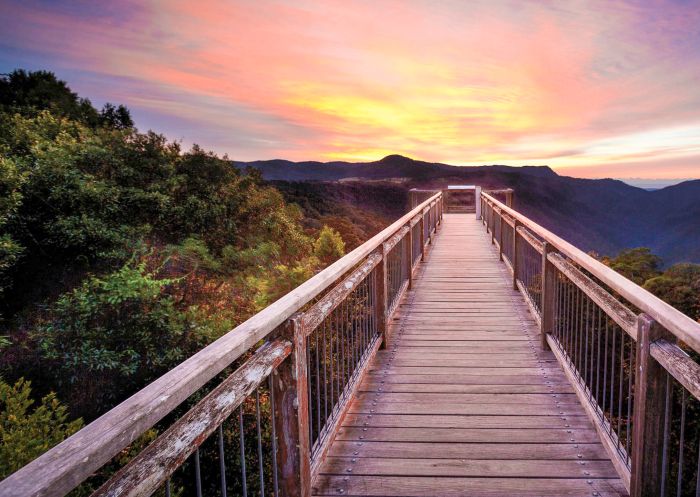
[234,155,700,264]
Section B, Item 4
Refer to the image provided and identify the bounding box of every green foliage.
[313,225,345,264]
[0,70,99,125]
[603,247,662,285]
[644,263,700,321]
[34,261,216,416]
[0,378,83,479]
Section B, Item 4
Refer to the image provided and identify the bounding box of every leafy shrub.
[0,377,82,479]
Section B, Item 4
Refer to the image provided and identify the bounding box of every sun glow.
[3,0,700,178]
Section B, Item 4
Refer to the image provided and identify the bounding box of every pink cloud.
[2,0,699,178]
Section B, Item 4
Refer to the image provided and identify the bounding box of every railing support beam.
[630,314,672,497]
[273,316,311,497]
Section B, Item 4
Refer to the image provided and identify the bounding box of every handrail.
[482,191,700,353]
[0,192,442,497]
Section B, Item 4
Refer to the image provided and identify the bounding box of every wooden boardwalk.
[312,214,628,497]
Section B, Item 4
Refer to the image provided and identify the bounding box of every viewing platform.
[3,188,700,497]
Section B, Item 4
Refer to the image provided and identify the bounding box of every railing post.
[540,242,556,350]
[419,213,426,261]
[498,213,504,261]
[512,220,520,290]
[272,316,311,497]
[631,314,671,497]
[377,246,388,348]
[505,189,514,208]
[405,223,413,289]
[490,207,496,245]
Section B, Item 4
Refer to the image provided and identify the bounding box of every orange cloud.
[2,0,700,178]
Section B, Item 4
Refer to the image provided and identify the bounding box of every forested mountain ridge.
[235,155,700,264]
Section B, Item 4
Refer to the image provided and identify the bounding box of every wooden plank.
[650,338,700,400]
[341,413,591,429]
[327,440,613,460]
[334,426,603,444]
[349,401,587,416]
[320,457,620,478]
[313,476,627,497]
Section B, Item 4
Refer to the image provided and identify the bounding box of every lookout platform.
[312,214,627,497]
[6,188,700,497]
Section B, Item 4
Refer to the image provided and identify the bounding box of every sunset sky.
[1,0,699,180]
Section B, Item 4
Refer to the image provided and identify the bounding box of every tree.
[602,247,662,285]
[644,263,700,321]
[99,103,133,129]
[313,225,345,264]
[0,69,99,125]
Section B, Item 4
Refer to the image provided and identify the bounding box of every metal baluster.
[255,390,265,497]
[677,389,687,497]
[602,316,609,418]
[307,338,313,444]
[661,372,673,497]
[596,307,602,405]
[268,376,279,497]
[239,407,248,497]
[218,424,228,497]
[584,296,590,392]
[165,479,171,497]
[617,331,625,450]
[315,325,321,440]
[695,435,700,496]
[321,318,328,422]
[609,326,617,437]
[626,337,633,460]
[194,447,202,497]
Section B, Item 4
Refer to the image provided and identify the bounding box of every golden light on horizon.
[3,0,700,179]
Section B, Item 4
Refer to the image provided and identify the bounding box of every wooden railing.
[481,191,700,497]
[0,193,443,497]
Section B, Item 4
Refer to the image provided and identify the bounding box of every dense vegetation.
[0,70,346,478]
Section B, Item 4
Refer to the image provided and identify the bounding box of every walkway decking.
[312,214,628,497]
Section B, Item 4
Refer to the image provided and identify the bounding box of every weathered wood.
[0,192,443,497]
[314,475,627,496]
[320,457,619,478]
[540,241,556,350]
[327,440,612,460]
[279,316,312,497]
[301,252,381,335]
[376,245,388,349]
[383,225,410,253]
[512,219,520,290]
[93,339,292,497]
[419,215,425,261]
[483,191,700,353]
[498,211,504,261]
[650,338,700,400]
[630,314,671,497]
[313,214,626,497]
[404,223,413,290]
[548,251,637,339]
[516,224,544,253]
